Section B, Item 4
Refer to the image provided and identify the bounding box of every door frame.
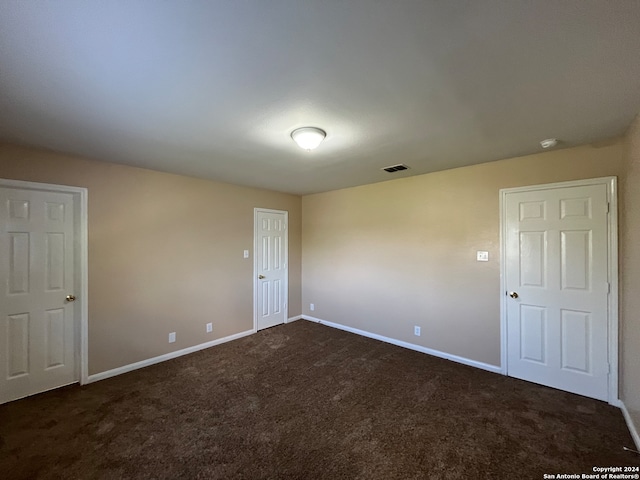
[499,176,618,405]
[0,178,89,386]
[253,208,289,332]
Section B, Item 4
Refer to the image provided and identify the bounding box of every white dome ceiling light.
[291,127,326,151]
[540,138,558,149]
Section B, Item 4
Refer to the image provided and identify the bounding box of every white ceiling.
[1,1,639,195]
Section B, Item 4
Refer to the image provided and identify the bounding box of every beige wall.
[302,141,624,367]
[0,143,302,375]
[0,135,634,409]
[620,116,640,431]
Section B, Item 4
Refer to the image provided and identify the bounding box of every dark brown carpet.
[1,320,638,479]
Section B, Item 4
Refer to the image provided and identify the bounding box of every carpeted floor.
[1,320,638,479]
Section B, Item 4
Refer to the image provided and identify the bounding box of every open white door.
[254,209,288,331]
[0,180,87,404]
[501,177,617,403]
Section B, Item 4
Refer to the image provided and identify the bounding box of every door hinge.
[607,282,611,294]
[607,202,610,214]
[607,363,611,374]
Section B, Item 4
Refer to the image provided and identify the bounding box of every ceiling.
[1,1,639,195]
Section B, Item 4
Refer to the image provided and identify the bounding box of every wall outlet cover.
[206,323,213,333]
[310,303,315,311]
[168,332,176,343]
[477,251,489,262]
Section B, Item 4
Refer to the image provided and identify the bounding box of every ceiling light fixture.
[291,127,326,151]
[540,138,558,149]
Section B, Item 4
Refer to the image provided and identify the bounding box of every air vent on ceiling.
[382,164,409,173]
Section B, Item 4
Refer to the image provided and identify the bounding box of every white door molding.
[253,208,289,332]
[499,176,618,404]
[0,178,89,388]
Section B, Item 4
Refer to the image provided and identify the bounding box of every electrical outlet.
[243,250,249,258]
[168,332,176,343]
[476,251,489,262]
[414,326,421,336]
[206,323,213,333]
[310,303,315,311]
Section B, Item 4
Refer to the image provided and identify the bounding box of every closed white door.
[255,209,288,330]
[505,183,610,401]
[0,187,77,403]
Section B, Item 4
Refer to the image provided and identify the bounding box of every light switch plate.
[477,251,489,262]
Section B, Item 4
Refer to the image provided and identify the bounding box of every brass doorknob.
[509,292,519,299]
[258,275,265,279]
[66,295,76,302]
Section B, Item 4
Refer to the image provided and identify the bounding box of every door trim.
[0,178,89,386]
[253,208,289,332]
[499,176,618,404]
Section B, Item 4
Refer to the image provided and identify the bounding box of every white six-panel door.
[0,186,78,403]
[255,209,288,331]
[504,182,611,401]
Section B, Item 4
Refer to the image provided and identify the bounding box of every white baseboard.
[86,329,255,384]
[287,315,303,323]
[302,315,502,375]
[619,400,640,450]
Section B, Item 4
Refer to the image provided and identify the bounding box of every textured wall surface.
[620,116,640,431]
[0,143,302,374]
[302,141,624,367]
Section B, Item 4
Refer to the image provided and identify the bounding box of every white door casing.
[500,177,618,403]
[0,179,88,404]
[254,209,288,331]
